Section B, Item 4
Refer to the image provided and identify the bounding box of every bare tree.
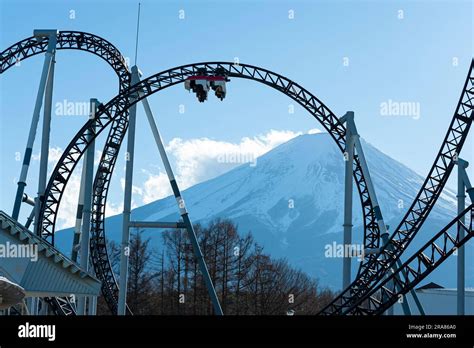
[97,218,334,315]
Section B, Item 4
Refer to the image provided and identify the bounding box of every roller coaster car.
[185,76,210,102]
[185,68,229,102]
[210,79,227,101]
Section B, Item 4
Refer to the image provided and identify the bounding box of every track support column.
[77,99,98,315]
[12,29,57,221]
[118,66,140,315]
[34,37,56,237]
[341,111,355,290]
[340,111,425,315]
[72,157,87,262]
[456,158,469,315]
[138,79,223,315]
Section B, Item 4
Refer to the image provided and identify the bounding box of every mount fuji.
[57,132,472,290]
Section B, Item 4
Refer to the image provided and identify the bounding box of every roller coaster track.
[35,62,385,313]
[44,297,77,316]
[345,203,474,315]
[45,59,474,315]
[1,31,131,315]
[320,59,474,314]
[0,31,130,81]
[2,30,473,315]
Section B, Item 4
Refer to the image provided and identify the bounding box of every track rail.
[3,30,472,315]
[37,62,383,313]
[320,59,474,314]
[44,297,77,316]
[345,203,474,315]
[1,31,129,81]
[1,30,131,315]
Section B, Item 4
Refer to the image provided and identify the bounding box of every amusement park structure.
[0,29,472,316]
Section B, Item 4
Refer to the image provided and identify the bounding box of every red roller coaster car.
[185,69,229,102]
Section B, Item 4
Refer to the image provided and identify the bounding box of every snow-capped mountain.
[57,133,472,289]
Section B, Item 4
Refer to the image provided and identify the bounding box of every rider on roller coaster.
[185,67,229,102]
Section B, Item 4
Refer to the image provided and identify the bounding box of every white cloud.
[255,129,305,149]
[55,128,322,225]
[105,201,123,217]
[48,147,64,163]
[164,129,303,189]
[120,177,143,195]
[94,150,103,165]
[141,172,172,204]
[32,146,63,165]
[134,129,312,204]
[57,175,127,228]
[55,172,81,229]
[308,128,322,135]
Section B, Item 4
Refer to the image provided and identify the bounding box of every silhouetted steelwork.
[320,59,474,314]
[32,62,385,313]
[2,30,473,316]
[44,297,76,316]
[345,204,473,315]
[1,30,131,316]
[36,60,474,315]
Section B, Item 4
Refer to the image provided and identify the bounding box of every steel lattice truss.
[1,31,130,82]
[1,30,131,315]
[2,29,473,316]
[34,62,384,313]
[320,60,474,314]
[346,204,474,315]
[89,112,130,314]
[43,297,77,316]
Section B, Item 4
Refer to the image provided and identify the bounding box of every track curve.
[346,203,473,315]
[320,59,474,314]
[38,61,384,313]
[1,30,131,315]
[5,32,470,315]
[1,31,130,83]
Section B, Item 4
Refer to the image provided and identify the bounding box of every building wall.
[394,289,474,315]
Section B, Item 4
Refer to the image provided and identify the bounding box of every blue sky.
[0,0,473,228]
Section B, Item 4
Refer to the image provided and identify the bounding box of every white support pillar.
[71,147,89,262]
[456,158,468,315]
[457,159,474,202]
[26,297,38,316]
[340,111,425,315]
[34,44,56,237]
[355,133,425,315]
[138,85,223,315]
[118,66,141,315]
[23,195,35,229]
[25,298,32,315]
[88,296,97,315]
[342,112,355,290]
[39,299,48,315]
[77,99,98,315]
[12,29,58,221]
